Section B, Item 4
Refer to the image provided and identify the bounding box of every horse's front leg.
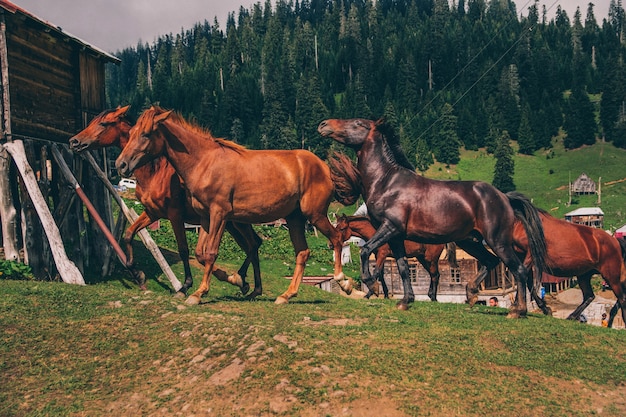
[388,238,414,310]
[186,215,226,306]
[359,221,400,290]
[168,213,194,297]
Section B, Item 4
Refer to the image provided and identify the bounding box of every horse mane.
[328,152,362,206]
[374,119,415,171]
[143,106,247,154]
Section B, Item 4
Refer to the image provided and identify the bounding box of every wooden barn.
[564,207,604,229]
[570,172,597,195]
[368,247,515,305]
[0,1,124,284]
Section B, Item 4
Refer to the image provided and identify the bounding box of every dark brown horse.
[115,106,351,305]
[69,106,263,298]
[335,215,454,301]
[319,118,547,316]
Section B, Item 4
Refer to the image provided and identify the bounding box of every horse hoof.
[334,271,346,282]
[275,296,289,305]
[544,306,553,316]
[173,291,186,299]
[467,295,478,307]
[185,295,201,306]
[396,302,410,311]
[339,279,353,295]
[241,282,250,296]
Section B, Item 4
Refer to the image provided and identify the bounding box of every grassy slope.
[425,136,626,231]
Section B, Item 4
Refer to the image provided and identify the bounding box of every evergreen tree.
[415,137,433,173]
[517,104,535,155]
[493,130,516,193]
[564,87,597,149]
[433,103,461,165]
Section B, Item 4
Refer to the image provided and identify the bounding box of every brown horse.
[69,106,263,298]
[335,215,454,301]
[115,106,351,305]
[505,205,625,327]
[319,118,547,317]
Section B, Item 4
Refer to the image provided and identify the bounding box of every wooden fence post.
[0,145,18,261]
[3,140,84,284]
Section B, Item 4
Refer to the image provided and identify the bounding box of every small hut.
[0,1,119,283]
[564,207,604,229]
[570,173,597,195]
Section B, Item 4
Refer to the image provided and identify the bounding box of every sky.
[12,0,612,53]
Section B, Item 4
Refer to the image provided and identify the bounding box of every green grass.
[1,274,624,416]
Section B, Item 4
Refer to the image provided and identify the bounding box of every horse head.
[318,118,383,148]
[116,106,172,177]
[69,105,131,152]
[334,214,352,242]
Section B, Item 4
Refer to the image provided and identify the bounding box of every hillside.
[422,137,626,231]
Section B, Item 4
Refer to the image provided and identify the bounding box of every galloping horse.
[115,106,351,305]
[69,106,263,298]
[335,215,455,301]
[506,206,625,326]
[319,118,547,317]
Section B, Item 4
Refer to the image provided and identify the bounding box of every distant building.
[571,173,597,195]
[564,207,604,228]
[614,224,626,239]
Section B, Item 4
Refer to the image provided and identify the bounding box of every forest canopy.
[106,0,626,165]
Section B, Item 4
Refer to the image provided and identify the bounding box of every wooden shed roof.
[0,0,120,64]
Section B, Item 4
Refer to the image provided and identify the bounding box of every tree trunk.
[0,145,18,261]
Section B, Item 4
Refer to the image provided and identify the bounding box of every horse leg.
[276,215,309,304]
[526,267,552,316]
[214,222,257,296]
[607,275,626,328]
[364,253,386,298]
[169,214,194,297]
[379,269,390,298]
[566,273,595,321]
[123,211,154,290]
[186,215,226,305]
[232,223,263,300]
[307,212,353,295]
[607,301,621,328]
[388,238,414,310]
[457,238,500,306]
[358,220,403,291]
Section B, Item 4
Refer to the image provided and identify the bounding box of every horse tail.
[445,242,459,268]
[617,236,626,263]
[328,152,362,206]
[506,191,548,295]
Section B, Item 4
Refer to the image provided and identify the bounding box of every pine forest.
[105,0,626,167]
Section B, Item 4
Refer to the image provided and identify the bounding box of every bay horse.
[115,106,351,305]
[500,204,625,327]
[69,106,263,298]
[335,214,455,301]
[319,118,547,317]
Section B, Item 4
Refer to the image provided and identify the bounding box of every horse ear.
[375,117,386,127]
[154,110,173,125]
[115,105,130,118]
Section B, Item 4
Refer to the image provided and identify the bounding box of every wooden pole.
[0,12,19,261]
[79,151,182,291]
[3,140,84,284]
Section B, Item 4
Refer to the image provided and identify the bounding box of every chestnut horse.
[502,204,624,327]
[116,106,351,305]
[319,118,547,316]
[335,215,453,301]
[69,106,263,298]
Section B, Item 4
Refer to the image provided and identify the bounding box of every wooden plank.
[3,140,84,285]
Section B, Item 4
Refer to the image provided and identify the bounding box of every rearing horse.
[116,106,351,305]
[319,118,547,317]
[69,106,263,298]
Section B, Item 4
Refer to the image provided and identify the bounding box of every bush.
[0,260,34,281]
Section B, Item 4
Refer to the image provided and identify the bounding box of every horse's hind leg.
[567,273,595,321]
[607,301,621,328]
[169,214,194,297]
[233,223,263,300]
[123,211,154,290]
[276,214,309,304]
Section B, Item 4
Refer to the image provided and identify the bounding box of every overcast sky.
[13,0,611,53]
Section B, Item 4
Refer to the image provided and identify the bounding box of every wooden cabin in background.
[0,0,119,282]
[564,207,604,229]
[570,172,597,195]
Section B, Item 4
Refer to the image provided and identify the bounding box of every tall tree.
[492,130,516,193]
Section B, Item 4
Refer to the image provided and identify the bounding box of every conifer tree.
[517,104,535,155]
[415,137,433,173]
[493,130,516,193]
